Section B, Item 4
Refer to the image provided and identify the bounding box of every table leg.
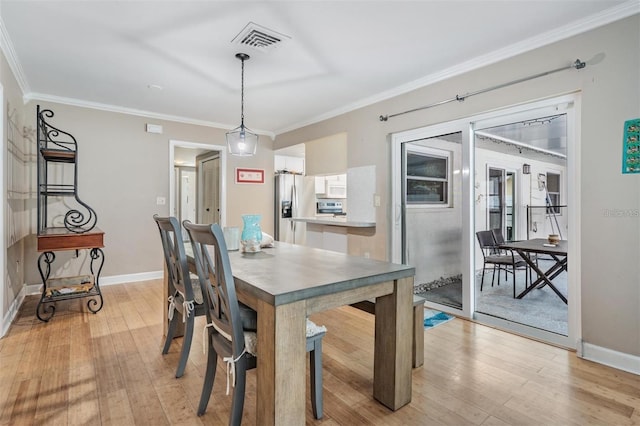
[373,276,413,410]
[515,250,567,303]
[256,298,306,425]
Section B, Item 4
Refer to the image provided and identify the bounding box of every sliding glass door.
[403,132,464,310]
[391,94,579,349]
[472,100,575,347]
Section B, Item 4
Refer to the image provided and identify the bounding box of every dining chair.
[476,230,528,297]
[490,228,509,280]
[153,215,205,378]
[183,221,326,423]
[491,228,537,285]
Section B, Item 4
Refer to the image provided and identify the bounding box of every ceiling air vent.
[232,22,290,52]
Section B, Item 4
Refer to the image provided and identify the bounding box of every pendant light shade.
[226,125,258,156]
[227,53,258,156]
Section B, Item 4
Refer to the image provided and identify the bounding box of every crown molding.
[25,92,277,140]
[275,0,640,135]
[0,16,30,96]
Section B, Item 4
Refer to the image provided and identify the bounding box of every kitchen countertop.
[292,216,375,228]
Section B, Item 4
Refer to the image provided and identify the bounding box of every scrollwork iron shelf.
[37,105,98,234]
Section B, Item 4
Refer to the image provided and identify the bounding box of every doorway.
[487,167,516,240]
[391,94,580,348]
[169,140,227,232]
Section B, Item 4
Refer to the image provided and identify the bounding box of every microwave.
[315,175,347,199]
[326,182,346,198]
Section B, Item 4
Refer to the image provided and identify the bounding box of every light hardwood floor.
[0,279,638,425]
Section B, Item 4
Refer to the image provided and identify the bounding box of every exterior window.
[405,148,450,205]
[546,172,561,214]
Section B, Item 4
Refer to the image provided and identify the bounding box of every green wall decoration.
[622,118,640,174]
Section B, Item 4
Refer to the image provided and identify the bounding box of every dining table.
[174,241,416,425]
[500,238,568,304]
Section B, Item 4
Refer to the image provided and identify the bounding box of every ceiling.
[1,1,635,137]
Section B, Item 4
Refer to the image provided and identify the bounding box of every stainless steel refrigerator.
[274,173,306,244]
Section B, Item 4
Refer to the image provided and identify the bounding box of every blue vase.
[241,214,262,253]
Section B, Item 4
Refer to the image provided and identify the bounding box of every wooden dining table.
[500,238,568,304]
[175,241,415,424]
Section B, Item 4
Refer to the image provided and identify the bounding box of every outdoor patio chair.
[476,230,528,297]
[492,228,538,284]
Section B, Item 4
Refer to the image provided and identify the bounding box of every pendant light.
[226,53,258,156]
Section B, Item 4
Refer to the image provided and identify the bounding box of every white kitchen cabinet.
[305,223,347,253]
[275,155,305,174]
[315,176,326,194]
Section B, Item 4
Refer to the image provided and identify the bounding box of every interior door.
[175,166,196,240]
[198,153,220,224]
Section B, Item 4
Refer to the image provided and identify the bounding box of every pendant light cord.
[240,56,245,127]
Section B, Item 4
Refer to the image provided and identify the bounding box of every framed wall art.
[235,167,265,184]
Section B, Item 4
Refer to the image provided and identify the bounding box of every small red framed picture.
[235,168,265,184]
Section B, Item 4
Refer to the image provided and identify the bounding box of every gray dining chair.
[476,230,528,297]
[492,228,538,284]
[183,220,326,423]
[153,215,205,378]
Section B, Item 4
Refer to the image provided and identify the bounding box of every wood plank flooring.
[0,279,638,425]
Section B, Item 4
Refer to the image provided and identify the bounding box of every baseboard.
[2,285,26,337]
[581,342,640,375]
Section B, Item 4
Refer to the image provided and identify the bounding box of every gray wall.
[2,46,28,317]
[276,16,640,358]
[19,101,275,285]
[1,14,638,362]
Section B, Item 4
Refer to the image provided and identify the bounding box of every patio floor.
[416,258,568,335]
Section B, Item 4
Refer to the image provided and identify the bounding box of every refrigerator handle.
[289,181,299,244]
[291,182,298,216]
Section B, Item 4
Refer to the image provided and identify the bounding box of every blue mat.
[423,309,454,329]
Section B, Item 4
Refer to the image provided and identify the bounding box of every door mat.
[424,308,454,329]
